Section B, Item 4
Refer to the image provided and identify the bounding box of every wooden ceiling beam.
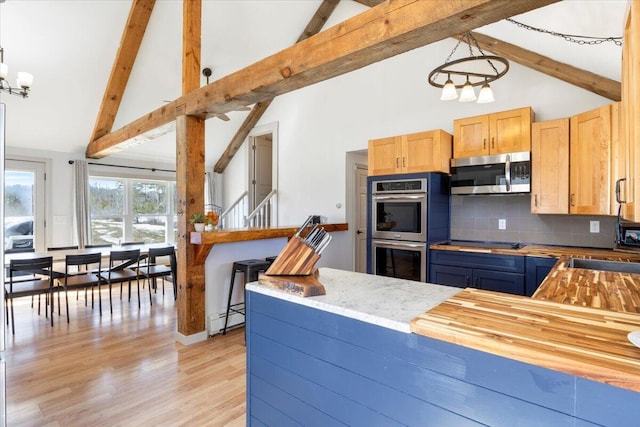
[458,31,621,101]
[86,0,559,159]
[352,0,384,7]
[213,0,340,173]
[89,0,156,143]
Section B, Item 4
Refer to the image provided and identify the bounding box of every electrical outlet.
[590,220,600,233]
[498,219,506,230]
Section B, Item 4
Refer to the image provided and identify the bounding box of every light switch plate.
[590,220,600,233]
[498,219,506,230]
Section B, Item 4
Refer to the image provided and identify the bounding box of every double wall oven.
[368,173,450,282]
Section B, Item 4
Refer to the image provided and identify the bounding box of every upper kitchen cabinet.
[531,118,570,214]
[368,130,452,176]
[453,106,533,158]
[569,104,615,215]
[620,2,639,221]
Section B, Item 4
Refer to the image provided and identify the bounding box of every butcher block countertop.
[411,288,640,392]
[419,241,640,392]
[430,241,640,260]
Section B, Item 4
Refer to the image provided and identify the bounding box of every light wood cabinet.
[620,2,639,221]
[531,119,569,214]
[368,129,452,176]
[569,104,613,215]
[453,106,533,158]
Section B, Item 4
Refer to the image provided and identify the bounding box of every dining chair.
[137,246,177,300]
[5,256,55,334]
[101,249,146,313]
[59,253,104,319]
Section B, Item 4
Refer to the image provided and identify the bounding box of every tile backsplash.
[450,195,618,249]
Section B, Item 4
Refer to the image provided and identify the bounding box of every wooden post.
[176,0,205,338]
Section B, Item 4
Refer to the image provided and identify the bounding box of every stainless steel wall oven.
[367,173,450,283]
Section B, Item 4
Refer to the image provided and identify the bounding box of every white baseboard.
[175,330,208,346]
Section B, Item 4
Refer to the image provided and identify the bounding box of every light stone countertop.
[246,267,461,333]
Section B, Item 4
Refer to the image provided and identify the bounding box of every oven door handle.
[372,240,425,250]
[372,195,425,201]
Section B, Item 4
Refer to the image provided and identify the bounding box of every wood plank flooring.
[4,284,246,426]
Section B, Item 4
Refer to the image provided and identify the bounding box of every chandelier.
[428,32,508,104]
[0,47,33,98]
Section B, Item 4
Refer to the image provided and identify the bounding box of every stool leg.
[223,268,237,335]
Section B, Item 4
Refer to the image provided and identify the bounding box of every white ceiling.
[0,0,629,165]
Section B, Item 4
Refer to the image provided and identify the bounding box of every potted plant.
[189,213,205,232]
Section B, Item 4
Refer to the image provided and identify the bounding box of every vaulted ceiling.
[0,0,628,166]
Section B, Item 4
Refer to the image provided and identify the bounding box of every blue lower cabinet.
[429,264,471,288]
[246,291,639,426]
[430,250,526,295]
[525,256,558,296]
[474,268,525,295]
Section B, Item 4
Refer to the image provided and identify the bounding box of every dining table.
[4,243,175,278]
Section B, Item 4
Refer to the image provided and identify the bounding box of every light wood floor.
[4,283,246,426]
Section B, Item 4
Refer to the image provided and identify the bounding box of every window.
[5,159,46,252]
[89,176,176,245]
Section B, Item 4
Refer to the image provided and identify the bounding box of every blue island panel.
[246,291,640,426]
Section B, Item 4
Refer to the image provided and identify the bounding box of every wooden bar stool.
[222,259,271,335]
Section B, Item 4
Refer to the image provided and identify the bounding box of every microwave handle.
[505,154,511,192]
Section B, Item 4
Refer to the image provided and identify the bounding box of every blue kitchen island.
[246,268,640,426]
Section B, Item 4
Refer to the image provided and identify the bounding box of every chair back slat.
[148,246,175,261]
[65,253,102,275]
[47,245,79,251]
[10,256,53,275]
[109,249,140,263]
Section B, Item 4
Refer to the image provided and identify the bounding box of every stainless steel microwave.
[450,151,531,195]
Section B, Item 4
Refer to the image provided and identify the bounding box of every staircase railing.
[246,189,277,228]
[219,191,248,229]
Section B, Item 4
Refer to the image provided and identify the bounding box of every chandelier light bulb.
[458,78,476,102]
[0,63,7,80]
[16,72,33,89]
[440,74,458,101]
[477,81,495,104]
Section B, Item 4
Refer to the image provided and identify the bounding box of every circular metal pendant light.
[428,32,509,103]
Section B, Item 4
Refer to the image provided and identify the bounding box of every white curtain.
[73,160,90,248]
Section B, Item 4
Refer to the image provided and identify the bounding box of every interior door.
[249,134,273,210]
[4,159,46,252]
[355,165,367,273]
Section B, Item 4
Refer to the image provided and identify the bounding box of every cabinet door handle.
[570,193,575,206]
[534,194,538,207]
[466,275,470,286]
[403,157,406,167]
[616,178,627,204]
[396,157,399,168]
[491,137,495,149]
[483,138,486,150]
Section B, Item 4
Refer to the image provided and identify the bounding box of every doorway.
[355,165,368,273]
[249,134,272,210]
[248,122,278,225]
[4,159,46,252]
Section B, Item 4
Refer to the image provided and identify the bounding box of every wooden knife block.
[265,236,320,276]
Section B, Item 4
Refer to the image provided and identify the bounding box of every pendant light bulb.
[477,80,495,104]
[458,76,476,102]
[440,74,458,101]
